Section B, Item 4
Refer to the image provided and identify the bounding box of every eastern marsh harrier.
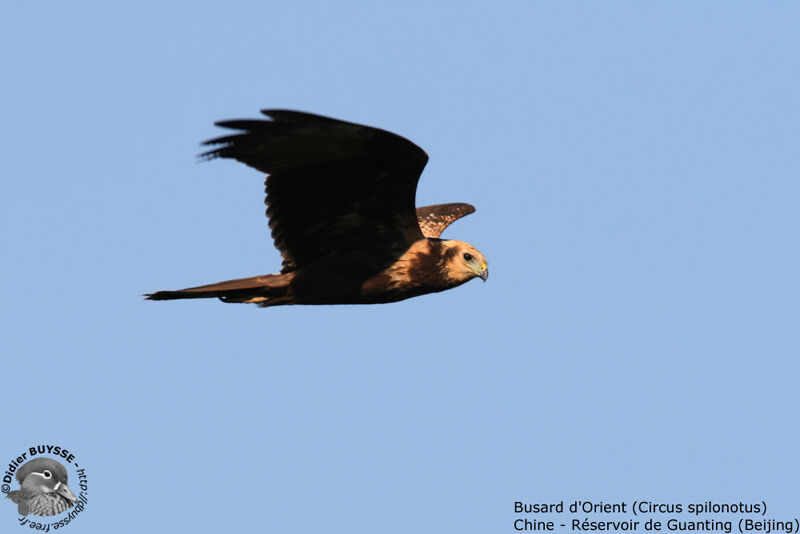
[146,110,488,307]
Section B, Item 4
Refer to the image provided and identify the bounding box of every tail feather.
[145,273,294,305]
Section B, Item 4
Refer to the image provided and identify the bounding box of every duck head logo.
[2,445,88,530]
[6,458,77,516]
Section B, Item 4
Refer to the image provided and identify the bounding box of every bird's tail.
[145,273,295,306]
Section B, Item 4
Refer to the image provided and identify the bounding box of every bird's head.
[441,240,489,283]
[17,458,77,503]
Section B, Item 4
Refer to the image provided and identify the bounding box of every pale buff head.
[439,240,489,283]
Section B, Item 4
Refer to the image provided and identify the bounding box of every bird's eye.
[42,470,51,479]
[463,253,473,261]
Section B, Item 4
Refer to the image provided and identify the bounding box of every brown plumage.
[146,110,488,307]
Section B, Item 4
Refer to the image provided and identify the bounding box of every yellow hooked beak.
[475,262,488,282]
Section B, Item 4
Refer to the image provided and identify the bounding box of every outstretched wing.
[416,203,475,238]
[201,110,429,272]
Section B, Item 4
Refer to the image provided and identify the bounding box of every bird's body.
[151,237,485,306]
[8,491,74,516]
[5,458,77,517]
[146,110,488,307]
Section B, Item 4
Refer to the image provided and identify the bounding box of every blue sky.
[1,2,798,533]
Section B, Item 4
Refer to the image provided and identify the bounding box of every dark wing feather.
[416,203,476,238]
[201,110,428,272]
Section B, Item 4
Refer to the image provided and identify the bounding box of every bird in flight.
[146,109,488,307]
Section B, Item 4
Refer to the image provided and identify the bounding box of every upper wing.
[416,203,476,238]
[201,110,429,272]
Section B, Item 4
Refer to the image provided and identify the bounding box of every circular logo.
[2,445,88,530]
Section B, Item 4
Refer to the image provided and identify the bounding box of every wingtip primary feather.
[214,119,275,131]
[260,109,354,125]
[144,290,209,301]
[143,291,175,300]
